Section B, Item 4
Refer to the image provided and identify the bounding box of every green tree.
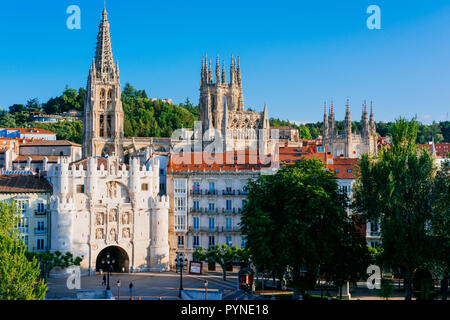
[0,111,17,128]
[430,160,450,300]
[241,159,365,298]
[0,201,47,300]
[193,244,242,281]
[353,117,437,300]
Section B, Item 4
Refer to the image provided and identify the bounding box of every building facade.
[322,100,377,158]
[0,174,52,252]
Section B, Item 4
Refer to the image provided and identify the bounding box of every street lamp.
[204,280,208,300]
[117,280,121,300]
[175,252,188,298]
[101,253,115,291]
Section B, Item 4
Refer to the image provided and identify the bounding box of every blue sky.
[1,0,450,124]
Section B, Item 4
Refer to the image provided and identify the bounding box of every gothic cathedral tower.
[82,8,124,159]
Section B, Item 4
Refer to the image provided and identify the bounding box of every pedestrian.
[129,282,133,300]
[102,274,106,286]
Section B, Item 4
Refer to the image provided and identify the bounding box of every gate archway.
[96,246,130,273]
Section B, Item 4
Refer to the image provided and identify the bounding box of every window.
[193,236,199,248]
[177,235,184,248]
[226,217,232,231]
[208,182,215,194]
[175,197,186,212]
[208,217,215,231]
[99,115,104,137]
[335,169,340,173]
[159,183,165,192]
[174,179,187,194]
[193,216,199,231]
[18,217,29,234]
[208,236,215,248]
[241,237,246,249]
[76,184,85,193]
[160,169,165,175]
[16,199,29,215]
[141,183,148,191]
[208,202,215,213]
[193,200,199,211]
[106,115,112,137]
[36,238,45,251]
[226,199,232,211]
[36,221,45,231]
[174,215,186,231]
[317,146,325,152]
[226,236,232,247]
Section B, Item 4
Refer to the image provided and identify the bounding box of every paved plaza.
[45,271,242,300]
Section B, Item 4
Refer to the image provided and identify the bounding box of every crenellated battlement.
[152,194,170,209]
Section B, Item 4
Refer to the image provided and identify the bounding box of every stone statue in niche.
[96,212,104,225]
[122,212,130,225]
[95,228,104,239]
[122,228,130,238]
[109,209,117,222]
[108,182,117,199]
[110,228,116,241]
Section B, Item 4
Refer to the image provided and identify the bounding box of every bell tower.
[82,8,124,159]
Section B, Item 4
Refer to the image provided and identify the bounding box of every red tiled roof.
[0,175,52,193]
[20,140,81,147]
[14,155,60,163]
[418,143,450,158]
[168,150,271,172]
[328,158,359,179]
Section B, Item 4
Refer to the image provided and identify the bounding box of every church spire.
[329,100,335,136]
[323,101,329,138]
[215,53,221,85]
[237,56,242,87]
[345,99,352,135]
[369,101,376,136]
[95,7,115,80]
[361,100,369,138]
[222,60,227,84]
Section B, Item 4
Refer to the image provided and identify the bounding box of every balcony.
[238,189,249,195]
[205,189,218,196]
[206,208,218,214]
[220,226,241,233]
[35,210,48,216]
[34,228,47,234]
[222,208,236,214]
[222,189,236,196]
[190,207,203,214]
[190,189,202,195]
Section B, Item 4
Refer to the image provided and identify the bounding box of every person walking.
[102,274,106,286]
[129,282,134,300]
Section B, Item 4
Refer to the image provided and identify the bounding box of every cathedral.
[198,54,271,154]
[47,8,170,274]
[322,99,377,158]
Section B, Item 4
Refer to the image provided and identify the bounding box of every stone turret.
[150,195,170,271]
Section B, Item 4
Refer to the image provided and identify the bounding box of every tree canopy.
[0,201,47,300]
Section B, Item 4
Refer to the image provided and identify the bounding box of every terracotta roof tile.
[0,175,52,193]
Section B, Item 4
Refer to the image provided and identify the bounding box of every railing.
[222,190,236,195]
[34,228,47,234]
[220,226,241,233]
[222,208,238,214]
[190,189,202,195]
[190,207,203,214]
[35,210,48,216]
[205,208,218,214]
[367,231,381,237]
[205,189,218,195]
[238,189,249,195]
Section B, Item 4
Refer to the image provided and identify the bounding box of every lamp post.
[117,280,121,300]
[101,253,115,291]
[204,280,208,300]
[175,252,188,298]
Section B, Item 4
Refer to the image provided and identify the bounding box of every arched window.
[99,89,106,109]
[107,115,112,137]
[107,89,113,108]
[99,115,104,137]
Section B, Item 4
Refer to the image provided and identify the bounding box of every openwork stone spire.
[94,7,116,80]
